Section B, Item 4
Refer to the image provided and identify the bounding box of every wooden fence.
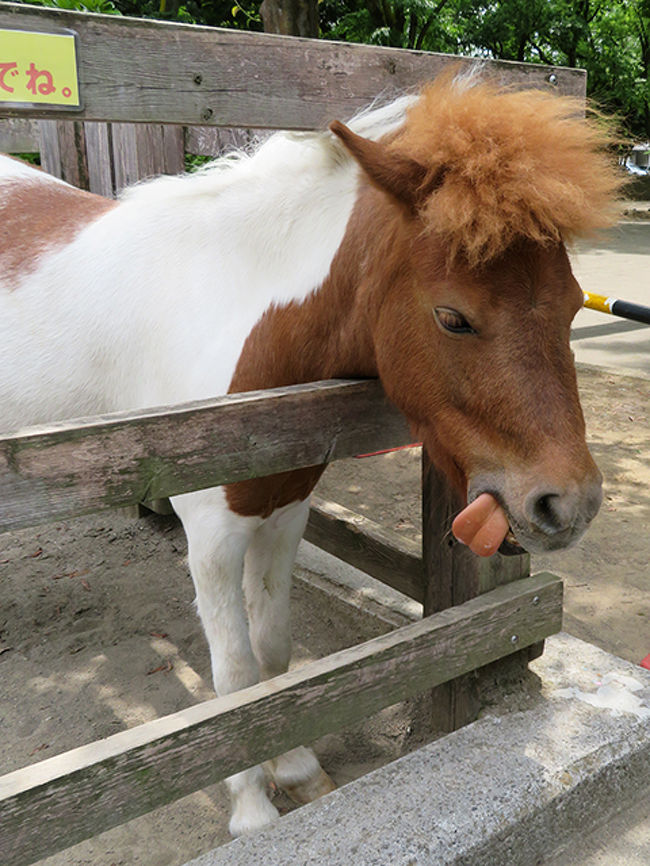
[0,116,248,195]
[0,4,574,863]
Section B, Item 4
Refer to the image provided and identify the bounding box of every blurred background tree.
[15,0,650,138]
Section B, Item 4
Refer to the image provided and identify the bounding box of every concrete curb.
[186,633,650,865]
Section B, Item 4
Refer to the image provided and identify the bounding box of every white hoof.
[228,792,279,837]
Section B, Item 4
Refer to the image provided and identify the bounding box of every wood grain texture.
[0,117,39,151]
[0,380,410,532]
[83,121,113,196]
[306,496,424,601]
[38,119,89,187]
[0,573,562,866]
[111,122,185,193]
[0,4,586,129]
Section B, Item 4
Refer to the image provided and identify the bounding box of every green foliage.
[10,152,41,164]
[184,152,212,171]
[113,0,262,28]
[20,0,122,14]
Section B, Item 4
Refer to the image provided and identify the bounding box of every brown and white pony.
[0,70,619,834]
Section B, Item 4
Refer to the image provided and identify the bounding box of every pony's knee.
[173,488,260,578]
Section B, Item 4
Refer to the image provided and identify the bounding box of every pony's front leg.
[243,499,336,806]
[171,488,278,837]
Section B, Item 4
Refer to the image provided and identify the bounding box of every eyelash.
[434,306,477,335]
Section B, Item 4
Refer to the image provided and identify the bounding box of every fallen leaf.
[147,660,173,675]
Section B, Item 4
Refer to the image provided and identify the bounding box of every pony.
[0,69,620,835]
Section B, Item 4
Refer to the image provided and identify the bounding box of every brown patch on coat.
[0,176,115,286]
[225,190,383,519]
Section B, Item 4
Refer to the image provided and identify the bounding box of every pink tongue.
[452,493,510,557]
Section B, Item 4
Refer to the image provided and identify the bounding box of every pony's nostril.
[527,491,573,535]
[524,477,602,538]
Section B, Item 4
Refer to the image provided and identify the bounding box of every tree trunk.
[260,0,319,38]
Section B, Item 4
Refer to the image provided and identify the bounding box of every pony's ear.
[330,120,442,213]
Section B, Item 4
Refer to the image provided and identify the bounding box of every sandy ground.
[1,225,649,865]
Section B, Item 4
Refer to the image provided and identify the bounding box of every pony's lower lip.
[498,527,526,556]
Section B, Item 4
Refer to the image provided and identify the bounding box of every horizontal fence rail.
[0,3,586,129]
[0,572,562,866]
[306,495,425,602]
[0,380,410,532]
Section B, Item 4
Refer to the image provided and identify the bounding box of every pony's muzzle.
[469,466,603,554]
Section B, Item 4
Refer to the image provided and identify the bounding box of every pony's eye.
[434,306,476,335]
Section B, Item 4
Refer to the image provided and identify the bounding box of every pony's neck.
[228,185,388,394]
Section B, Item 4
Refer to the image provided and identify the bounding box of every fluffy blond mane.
[393,71,624,265]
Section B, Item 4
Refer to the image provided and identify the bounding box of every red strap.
[355,442,422,459]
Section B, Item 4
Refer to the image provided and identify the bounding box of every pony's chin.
[498,530,525,556]
[506,522,584,555]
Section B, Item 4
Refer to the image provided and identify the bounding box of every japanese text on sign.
[0,29,80,107]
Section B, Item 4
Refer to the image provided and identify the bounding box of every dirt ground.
[1,363,648,865]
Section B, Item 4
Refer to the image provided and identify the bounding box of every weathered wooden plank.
[38,119,89,187]
[84,121,114,196]
[161,124,185,174]
[421,451,532,732]
[0,117,39,152]
[0,4,586,129]
[0,573,562,866]
[0,380,410,533]
[111,122,185,192]
[35,119,61,176]
[306,495,424,602]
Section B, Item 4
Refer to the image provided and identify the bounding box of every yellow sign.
[0,28,80,107]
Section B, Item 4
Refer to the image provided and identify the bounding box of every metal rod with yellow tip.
[583,291,650,325]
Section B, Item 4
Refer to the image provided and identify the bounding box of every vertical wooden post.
[421,448,533,733]
[84,122,114,198]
